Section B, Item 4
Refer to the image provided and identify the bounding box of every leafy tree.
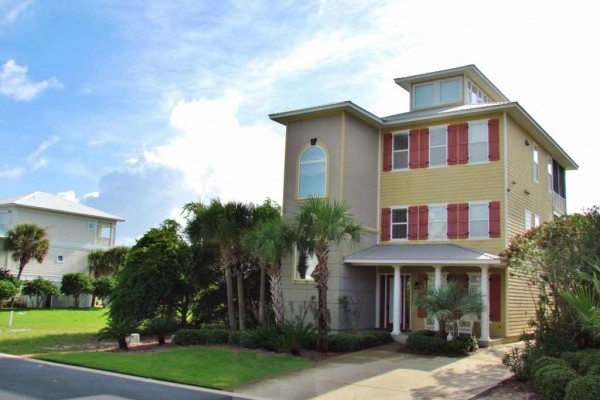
[22,276,59,308]
[502,207,600,347]
[61,273,94,308]
[88,246,129,306]
[244,217,294,325]
[93,276,116,306]
[3,223,49,281]
[293,197,363,353]
[0,280,19,307]
[414,281,485,338]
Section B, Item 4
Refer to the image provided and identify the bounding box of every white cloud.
[0,166,24,179]
[2,0,32,25]
[56,190,78,203]
[84,191,99,200]
[125,157,139,165]
[0,59,62,101]
[144,91,285,204]
[26,136,59,170]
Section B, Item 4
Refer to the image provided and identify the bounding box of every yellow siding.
[380,113,506,254]
[505,116,553,337]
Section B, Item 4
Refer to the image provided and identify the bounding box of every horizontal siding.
[507,270,538,337]
[506,115,554,240]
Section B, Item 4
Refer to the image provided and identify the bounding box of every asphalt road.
[0,355,257,400]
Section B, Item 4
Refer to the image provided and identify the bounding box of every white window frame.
[428,204,447,240]
[525,209,533,230]
[466,79,490,104]
[412,77,463,109]
[390,206,409,241]
[533,144,540,183]
[534,214,540,227]
[468,201,489,239]
[547,156,553,192]
[56,254,64,263]
[392,132,410,171]
[428,125,447,168]
[298,145,327,199]
[467,120,489,164]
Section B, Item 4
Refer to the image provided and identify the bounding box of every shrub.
[534,365,579,400]
[576,350,600,375]
[565,375,600,400]
[328,331,393,352]
[93,276,115,304]
[277,320,317,354]
[61,273,94,308]
[0,279,19,306]
[587,364,600,376]
[98,316,139,350]
[145,316,178,345]
[171,329,230,346]
[530,356,571,377]
[406,331,477,356]
[228,331,241,345]
[240,324,281,351]
[22,277,59,308]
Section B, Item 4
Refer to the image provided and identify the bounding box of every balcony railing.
[553,192,566,215]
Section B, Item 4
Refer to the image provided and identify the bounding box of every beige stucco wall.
[280,112,380,330]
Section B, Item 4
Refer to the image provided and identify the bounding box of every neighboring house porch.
[345,244,503,346]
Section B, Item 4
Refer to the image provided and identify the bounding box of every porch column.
[480,265,491,343]
[433,265,442,331]
[392,265,402,336]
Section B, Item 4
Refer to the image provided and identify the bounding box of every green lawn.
[0,309,312,389]
[0,308,107,355]
[39,347,312,389]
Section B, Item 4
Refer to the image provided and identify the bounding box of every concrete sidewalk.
[232,342,519,400]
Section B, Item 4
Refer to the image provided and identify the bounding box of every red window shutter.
[419,128,429,168]
[458,203,469,239]
[408,206,419,240]
[489,274,501,321]
[383,133,392,172]
[447,204,458,239]
[417,274,428,318]
[380,208,391,242]
[447,124,458,165]
[409,129,420,169]
[418,205,429,240]
[489,201,501,238]
[458,123,469,164]
[488,119,500,161]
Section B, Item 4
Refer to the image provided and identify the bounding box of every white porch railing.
[553,192,566,215]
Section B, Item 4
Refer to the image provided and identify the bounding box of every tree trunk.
[74,295,80,308]
[16,261,25,281]
[118,337,128,350]
[225,265,236,331]
[180,296,190,327]
[158,334,166,345]
[313,247,330,353]
[237,267,246,331]
[269,263,285,325]
[259,264,266,325]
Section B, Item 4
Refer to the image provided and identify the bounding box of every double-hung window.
[429,126,447,167]
[469,203,489,238]
[393,133,409,170]
[468,121,488,163]
[547,156,553,192]
[533,145,540,182]
[391,208,408,239]
[428,205,447,239]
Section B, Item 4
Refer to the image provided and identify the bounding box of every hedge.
[565,375,600,400]
[327,331,393,352]
[171,329,229,345]
[406,330,478,356]
[533,365,579,400]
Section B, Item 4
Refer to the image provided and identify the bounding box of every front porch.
[345,244,505,347]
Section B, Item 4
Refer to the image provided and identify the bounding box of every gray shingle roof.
[344,244,501,266]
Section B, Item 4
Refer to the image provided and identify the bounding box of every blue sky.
[1,0,598,244]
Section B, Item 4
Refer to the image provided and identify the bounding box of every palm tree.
[185,199,254,331]
[88,250,105,278]
[414,281,485,338]
[3,223,50,281]
[244,218,295,325]
[293,197,363,353]
[561,264,600,335]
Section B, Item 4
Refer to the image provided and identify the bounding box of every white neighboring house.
[0,192,124,307]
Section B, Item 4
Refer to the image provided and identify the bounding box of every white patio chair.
[424,316,436,331]
[456,315,477,336]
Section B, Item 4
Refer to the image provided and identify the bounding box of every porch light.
[310,138,317,146]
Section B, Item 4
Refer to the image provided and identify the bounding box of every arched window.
[298,145,326,198]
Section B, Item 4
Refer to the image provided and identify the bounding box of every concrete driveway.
[232,342,518,400]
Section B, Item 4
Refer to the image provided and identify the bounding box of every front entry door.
[379,274,411,331]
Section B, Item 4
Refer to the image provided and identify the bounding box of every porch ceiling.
[344,244,503,266]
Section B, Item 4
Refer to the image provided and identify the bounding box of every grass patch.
[38,346,312,389]
[0,308,107,355]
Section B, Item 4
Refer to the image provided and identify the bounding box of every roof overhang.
[269,101,384,128]
[344,244,504,267]
[394,65,510,103]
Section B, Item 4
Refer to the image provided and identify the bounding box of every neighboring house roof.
[269,101,384,128]
[344,244,502,266]
[0,192,125,221]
